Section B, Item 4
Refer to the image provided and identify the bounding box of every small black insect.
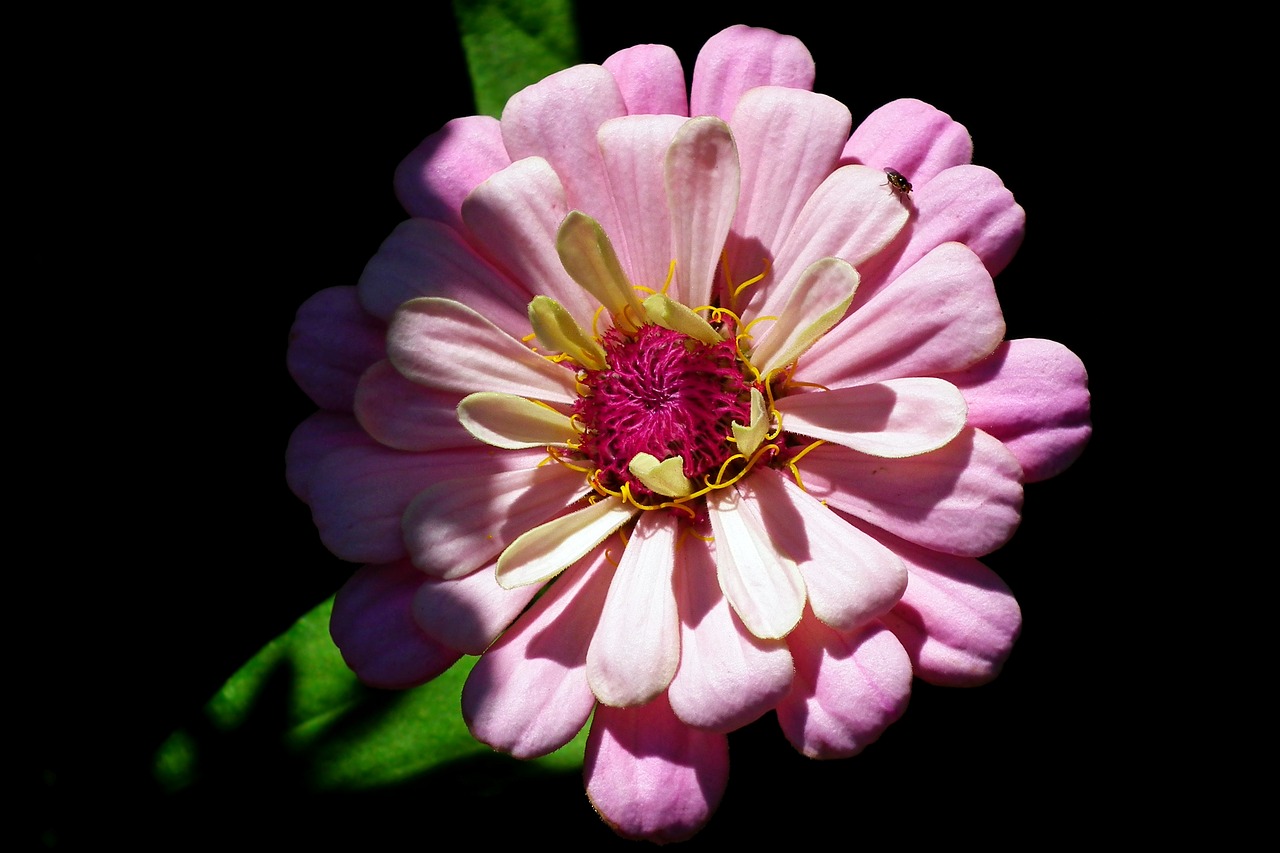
[883,168,912,195]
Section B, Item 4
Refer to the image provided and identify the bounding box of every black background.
[32,5,1137,848]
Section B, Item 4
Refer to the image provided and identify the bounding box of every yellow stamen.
[786,439,828,492]
[731,258,771,302]
[741,314,778,339]
[784,379,832,392]
[720,252,771,310]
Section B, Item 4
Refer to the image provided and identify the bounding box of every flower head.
[286,24,1091,842]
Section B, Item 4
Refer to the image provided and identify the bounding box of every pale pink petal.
[287,286,387,412]
[330,561,461,690]
[585,696,729,844]
[854,164,1025,309]
[463,540,618,757]
[795,428,1024,558]
[497,497,637,589]
[841,98,974,188]
[555,210,647,324]
[690,24,814,120]
[306,443,453,565]
[724,86,850,289]
[403,462,590,579]
[353,359,474,452]
[597,115,684,289]
[394,114,511,230]
[411,561,541,656]
[776,617,912,759]
[668,529,793,733]
[285,412,373,502]
[460,157,600,329]
[801,241,1005,388]
[386,297,578,403]
[739,469,907,633]
[745,165,908,322]
[456,391,576,449]
[707,487,806,639]
[587,512,681,707]
[942,338,1092,482]
[309,445,545,564]
[748,257,858,378]
[501,64,627,238]
[355,217,530,334]
[853,518,1022,687]
[665,116,740,310]
[775,378,968,458]
[602,43,688,116]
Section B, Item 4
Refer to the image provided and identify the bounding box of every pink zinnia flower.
[286,24,1091,843]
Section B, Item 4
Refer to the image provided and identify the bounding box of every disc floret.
[575,322,754,504]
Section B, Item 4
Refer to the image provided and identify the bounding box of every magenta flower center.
[574,323,753,502]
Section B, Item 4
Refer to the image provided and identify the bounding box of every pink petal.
[748,257,858,378]
[690,25,814,121]
[585,695,729,844]
[287,286,387,412]
[403,461,590,579]
[306,443,449,565]
[858,518,1022,686]
[285,412,372,503]
[308,444,547,565]
[841,98,974,188]
[596,115,684,289]
[355,217,531,334]
[795,428,1024,558]
[394,114,511,231]
[707,487,806,640]
[411,561,541,655]
[497,497,637,589]
[587,512,681,707]
[602,43,688,116]
[353,359,474,452]
[500,63,627,238]
[854,164,1025,309]
[386,297,578,403]
[330,561,461,690]
[723,86,851,296]
[746,164,908,323]
[667,524,793,732]
[460,157,601,329]
[463,539,618,758]
[774,378,968,459]
[942,338,1092,482]
[801,241,1005,388]
[776,617,912,759]
[666,116,740,310]
[740,469,907,632]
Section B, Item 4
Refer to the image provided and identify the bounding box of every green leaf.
[452,0,581,117]
[154,595,587,796]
